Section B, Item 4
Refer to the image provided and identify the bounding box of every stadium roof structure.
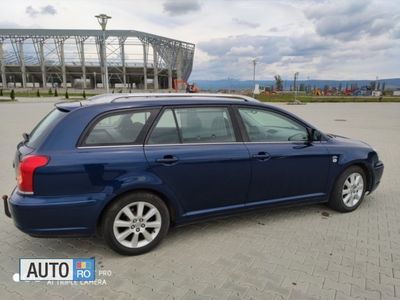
[0,28,195,90]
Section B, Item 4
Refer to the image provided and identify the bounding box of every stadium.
[0,28,195,90]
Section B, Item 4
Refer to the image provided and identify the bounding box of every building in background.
[0,29,195,90]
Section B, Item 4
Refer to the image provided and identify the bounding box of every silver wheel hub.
[113,201,162,249]
[342,172,364,208]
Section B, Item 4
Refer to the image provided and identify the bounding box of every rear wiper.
[22,132,30,142]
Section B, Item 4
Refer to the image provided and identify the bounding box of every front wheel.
[328,166,367,212]
[102,192,170,255]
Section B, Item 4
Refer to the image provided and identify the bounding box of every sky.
[0,0,399,81]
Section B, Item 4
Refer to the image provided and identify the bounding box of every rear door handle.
[156,155,178,165]
[252,152,271,161]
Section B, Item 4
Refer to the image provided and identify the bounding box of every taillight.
[17,155,49,194]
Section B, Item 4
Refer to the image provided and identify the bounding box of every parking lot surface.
[0,101,399,300]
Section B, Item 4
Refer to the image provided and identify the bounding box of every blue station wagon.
[4,94,384,255]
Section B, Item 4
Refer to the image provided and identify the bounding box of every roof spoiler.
[55,101,82,112]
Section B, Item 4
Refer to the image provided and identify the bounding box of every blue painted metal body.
[7,97,384,236]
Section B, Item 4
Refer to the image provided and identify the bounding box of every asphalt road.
[0,100,399,300]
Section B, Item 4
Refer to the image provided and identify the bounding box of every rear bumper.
[7,188,104,236]
[370,161,384,193]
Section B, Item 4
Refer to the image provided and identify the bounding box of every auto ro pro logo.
[19,258,95,281]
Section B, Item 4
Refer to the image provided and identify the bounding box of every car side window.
[83,110,152,146]
[238,108,308,142]
[147,109,180,144]
[147,107,236,145]
[175,107,236,143]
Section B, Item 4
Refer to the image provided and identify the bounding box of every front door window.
[238,108,308,142]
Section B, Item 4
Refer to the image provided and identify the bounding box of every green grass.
[255,93,400,103]
[2,89,400,103]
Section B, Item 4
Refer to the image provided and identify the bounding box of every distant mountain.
[192,78,400,91]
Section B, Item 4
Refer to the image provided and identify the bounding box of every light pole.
[294,72,299,102]
[252,58,257,97]
[95,14,111,93]
[252,58,257,86]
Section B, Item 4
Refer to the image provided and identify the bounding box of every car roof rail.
[106,93,259,103]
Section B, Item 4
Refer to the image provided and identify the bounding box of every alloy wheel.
[342,172,364,208]
[113,201,162,248]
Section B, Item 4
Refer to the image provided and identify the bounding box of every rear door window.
[147,106,236,144]
[175,107,235,143]
[83,110,154,146]
[147,109,180,144]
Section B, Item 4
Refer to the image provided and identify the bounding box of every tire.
[328,166,367,212]
[102,192,170,255]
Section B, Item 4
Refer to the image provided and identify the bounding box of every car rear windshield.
[26,108,67,149]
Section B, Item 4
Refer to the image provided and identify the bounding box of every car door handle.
[155,155,178,164]
[252,152,271,161]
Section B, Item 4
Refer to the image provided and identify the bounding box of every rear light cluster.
[17,155,49,194]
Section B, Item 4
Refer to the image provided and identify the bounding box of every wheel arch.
[352,162,373,192]
[333,161,373,194]
[96,188,178,235]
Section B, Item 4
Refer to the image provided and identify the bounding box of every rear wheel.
[329,166,366,212]
[103,192,170,255]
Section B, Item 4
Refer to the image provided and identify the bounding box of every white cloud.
[26,5,57,18]
[232,18,260,28]
[0,0,398,80]
[304,0,397,41]
[163,0,201,16]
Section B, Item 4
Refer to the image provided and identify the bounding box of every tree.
[0,89,3,96]
[54,88,58,97]
[299,83,305,92]
[369,81,376,91]
[65,89,69,99]
[274,75,283,91]
[36,89,41,97]
[82,89,86,99]
[48,88,53,95]
[10,89,15,100]
[323,85,329,95]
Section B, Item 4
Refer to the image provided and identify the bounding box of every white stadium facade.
[0,29,195,90]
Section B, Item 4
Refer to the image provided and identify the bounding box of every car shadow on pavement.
[11,202,340,258]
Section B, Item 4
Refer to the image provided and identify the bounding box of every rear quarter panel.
[33,105,184,223]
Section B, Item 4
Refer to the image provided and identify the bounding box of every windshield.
[26,109,67,149]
